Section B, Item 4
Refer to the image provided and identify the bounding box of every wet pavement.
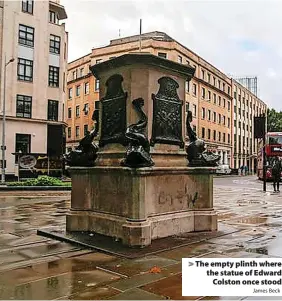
[0,177,282,300]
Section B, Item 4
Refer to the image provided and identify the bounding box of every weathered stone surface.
[67,166,217,245]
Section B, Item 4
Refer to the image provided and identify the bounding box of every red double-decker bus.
[257,132,282,180]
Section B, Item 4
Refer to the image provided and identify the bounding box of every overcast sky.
[60,0,282,111]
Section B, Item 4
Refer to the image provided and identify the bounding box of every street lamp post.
[1,55,14,184]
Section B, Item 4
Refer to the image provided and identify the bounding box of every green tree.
[267,108,282,132]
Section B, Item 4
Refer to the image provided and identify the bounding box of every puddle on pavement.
[224,216,268,225]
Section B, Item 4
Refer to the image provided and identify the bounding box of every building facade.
[66,31,267,171]
[232,79,267,172]
[0,0,68,177]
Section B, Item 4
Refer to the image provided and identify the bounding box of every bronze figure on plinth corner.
[122,98,154,168]
[186,110,220,167]
[63,109,100,167]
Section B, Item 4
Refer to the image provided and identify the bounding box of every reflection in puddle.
[246,247,268,255]
[226,216,268,225]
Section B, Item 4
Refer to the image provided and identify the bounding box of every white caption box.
[182,258,282,297]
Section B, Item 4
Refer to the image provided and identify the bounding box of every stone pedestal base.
[66,166,218,247]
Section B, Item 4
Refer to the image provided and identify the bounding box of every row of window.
[68,80,99,99]
[67,125,89,139]
[234,120,253,133]
[18,58,60,87]
[201,128,231,144]
[234,135,254,153]
[71,59,106,80]
[67,101,100,119]
[201,69,231,95]
[234,93,265,113]
[200,108,231,128]
[19,24,61,54]
[200,87,231,110]
[16,94,59,121]
[22,0,59,25]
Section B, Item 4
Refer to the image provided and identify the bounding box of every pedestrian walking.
[244,165,248,176]
[240,165,244,176]
[272,157,281,193]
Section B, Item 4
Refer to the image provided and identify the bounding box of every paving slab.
[107,287,166,300]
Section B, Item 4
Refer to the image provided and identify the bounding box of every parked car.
[216,164,231,175]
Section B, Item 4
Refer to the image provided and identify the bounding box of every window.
[75,105,80,117]
[201,69,205,80]
[84,82,89,94]
[193,84,197,96]
[208,129,211,139]
[16,95,32,118]
[201,87,205,99]
[228,118,231,128]
[50,34,60,54]
[201,108,205,119]
[202,127,205,139]
[18,58,33,82]
[67,127,71,138]
[218,113,221,124]
[192,104,197,117]
[76,85,81,96]
[22,0,33,14]
[228,101,231,111]
[49,11,58,24]
[80,68,84,77]
[48,66,59,87]
[95,79,100,91]
[185,102,190,112]
[218,132,221,142]
[68,108,71,119]
[15,133,31,155]
[228,134,230,144]
[158,52,167,59]
[178,56,182,63]
[213,93,216,104]
[185,80,190,92]
[72,70,77,80]
[83,103,89,115]
[223,116,226,125]
[84,125,88,136]
[18,24,34,47]
[223,98,226,108]
[207,91,211,101]
[218,96,221,106]
[68,88,72,99]
[213,112,216,122]
[228,86,230,95]
[75,126,80,138]
[223,133,226,143]
[213,130,216,140]
[47,100,58,121]
[223,83,225,92]
[218,80,221,89]
[208,109,211,121]
[213,77,216,86]
[207,73,211,83]
[96,59,102,64]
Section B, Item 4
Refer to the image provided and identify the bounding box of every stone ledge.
[68,166,217,175]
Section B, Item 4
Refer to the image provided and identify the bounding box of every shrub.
[6,176,71,187]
